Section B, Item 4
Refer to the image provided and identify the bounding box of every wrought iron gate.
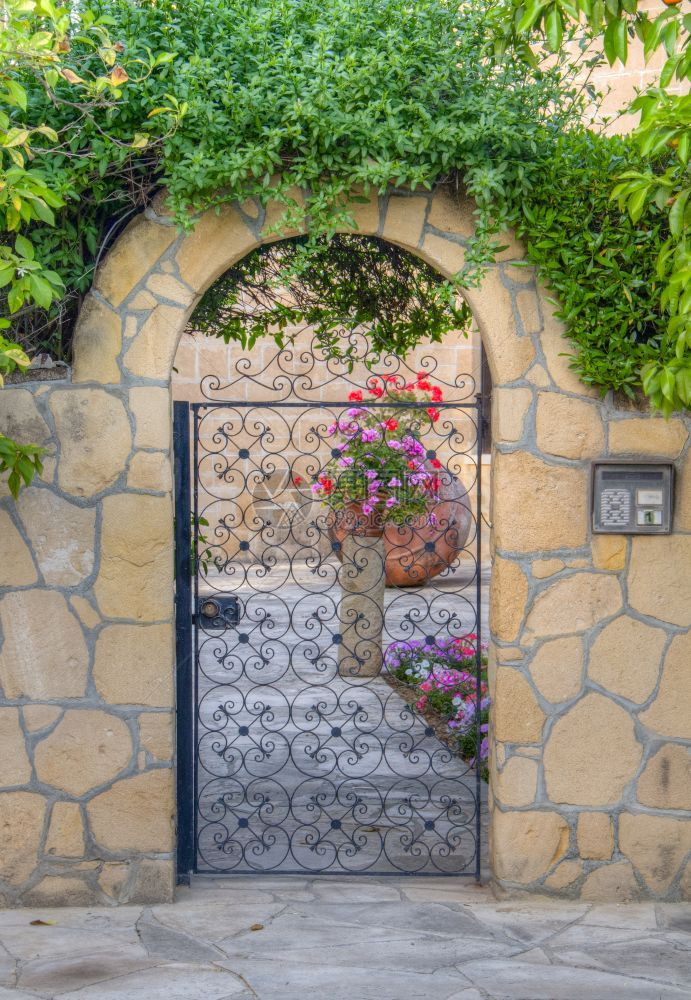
[174,336,485,878]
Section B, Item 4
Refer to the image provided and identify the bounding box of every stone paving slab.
[0,877,688,999]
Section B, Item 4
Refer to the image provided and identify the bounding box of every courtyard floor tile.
[0,877,688,999]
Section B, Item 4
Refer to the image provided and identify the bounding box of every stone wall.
[0,185,689,906]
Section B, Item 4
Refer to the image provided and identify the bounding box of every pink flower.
[361,428,380,443]
[387,440,402,450]
[387,477,401,487]
[386,497,398,508]
[361,503,374,515]
[339,456,354,467]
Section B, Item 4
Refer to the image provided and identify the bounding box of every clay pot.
[333,499,386,537]
[328,466,472,586]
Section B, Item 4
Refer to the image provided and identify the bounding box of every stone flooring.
[0,876,689,999]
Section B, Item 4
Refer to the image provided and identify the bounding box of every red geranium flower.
[430,458,442,469]
[293,475,303,485]
[386,418,398,431]
[430,386,443,402]
[426,407,440,422]
[368,385,384,398]
[348,390,363,402]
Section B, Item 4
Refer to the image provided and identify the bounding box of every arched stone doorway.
[1,185,688,906]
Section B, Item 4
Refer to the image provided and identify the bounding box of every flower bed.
[384,636,490,777]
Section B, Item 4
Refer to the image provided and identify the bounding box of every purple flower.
[386,497,398,508]
[361,428,380,443]
[361,503,374,515]
[387,440,402,450]
[339,456,354,467]
[388,477,402,487]
[365,470,378,479]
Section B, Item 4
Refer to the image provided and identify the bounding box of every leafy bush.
[4,0,685,412]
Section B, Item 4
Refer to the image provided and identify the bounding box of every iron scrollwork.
[192,335,484,875]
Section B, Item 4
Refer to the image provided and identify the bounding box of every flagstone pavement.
[0,876,688,999]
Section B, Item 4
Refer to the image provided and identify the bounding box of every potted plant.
[311,373,471,583]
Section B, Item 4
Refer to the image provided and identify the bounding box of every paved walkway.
[0,877,688,999]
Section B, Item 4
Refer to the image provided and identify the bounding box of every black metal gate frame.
[174,393,484,881]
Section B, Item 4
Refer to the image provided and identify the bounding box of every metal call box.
[591,462,674,535]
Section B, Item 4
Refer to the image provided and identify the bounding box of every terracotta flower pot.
[328,466,472,586]
[333,498,386,537]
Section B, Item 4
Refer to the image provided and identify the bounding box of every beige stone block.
[538,294,599,397]
[492,810,569,884]
[492,387,532,443]
[176,205,258,290]
[50,388,131,497]
[545,860,582,890]
[0,791,45,885]
[139,713,174,761]
[529,636,583,703]
[339,188,381,235]
[16,487,95,586]
[619,812,691,895]
[0,388,51,446]
[71,295,122,384]
[673,457,691,532]
[94,493,173,621]
[87,769,174,852]
[591,534,627,571]
[129,289,157,311]
[524,573,622,639]
[490,556,529,643]
[588,615,666,703]
[577,812,613,860]
[127,451,172,491]
[99,861,131,901]
[22,705,61,733]
[129,386,171,450]
[531,558,565,579]
[127,858,175,904]
[609,417,687,458]
[639,631,691,739]
[494,755,538,807]
[580,861,642,902]
[493,452,588,553]
[525,363,550,388]
[381,195,428,249]
[24,875,93,907]
[637,745,691,810]
[515,289,541,335]
[146,273,194,306]
[628,536,691,627]
[681,862,691,902]
[467,270,536,384]
[496,646,524,663]
[34,709,132,796]
[94,215,177,308]
[94,624,174,707]
[536,393,604,460]
[0,510,37,586]
[494,668,545,743]
[123,304,186,379]
[45,802,84,857]
[544,693,642,805]
[0,708,31,785]
[427,187,475,237]
[69,595,101,629]
[419,232,466,277]
[0,590,88,699]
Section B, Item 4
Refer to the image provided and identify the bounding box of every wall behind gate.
[0,186,689,906]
